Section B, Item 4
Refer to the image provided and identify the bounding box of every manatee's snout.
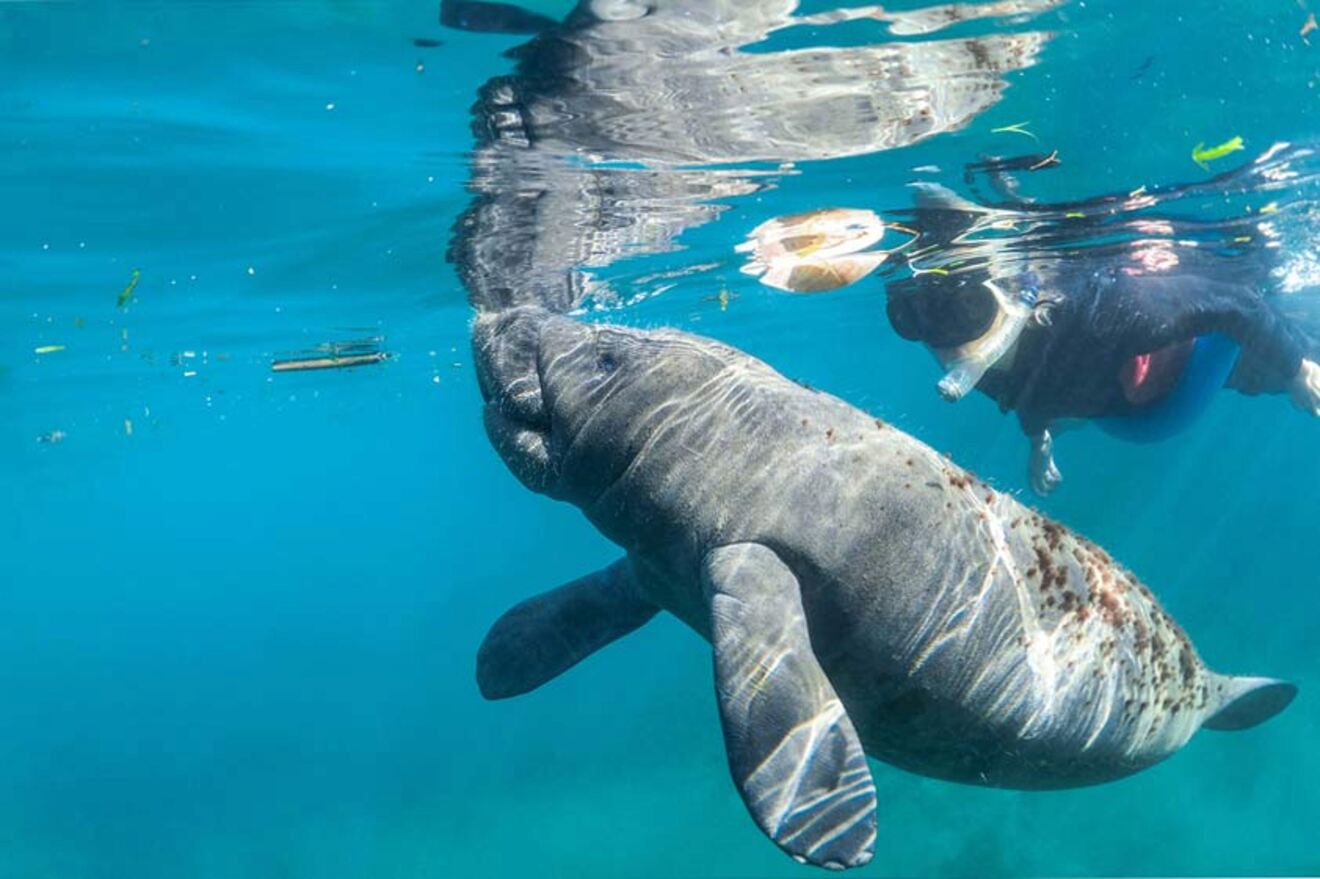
[472,307,599,496]
[473,306,549,423]
[472,306,557,493]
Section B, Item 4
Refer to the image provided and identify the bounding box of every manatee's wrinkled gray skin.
[474,306,1295,870]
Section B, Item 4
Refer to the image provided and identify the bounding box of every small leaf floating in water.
[701,287,739,311]
[116,268,141,309]
[34,345,65,355]
[1191,136,1244,171]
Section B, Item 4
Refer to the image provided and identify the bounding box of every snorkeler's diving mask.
[886,274,1000,348]
[887,270,1039,401]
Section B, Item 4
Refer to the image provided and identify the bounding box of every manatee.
[472,306,1296,870]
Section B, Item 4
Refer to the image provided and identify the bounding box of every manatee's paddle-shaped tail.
[1202,674,1297,732]
[477,557,658,699]
[703,543,877,870]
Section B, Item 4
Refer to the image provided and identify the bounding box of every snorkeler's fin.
[440,0,557,34]
[1027,429,1062,496]
[1202,675,1297,731]
[703,543,877,870]
[907,181,994,215]
[477,557,659,699]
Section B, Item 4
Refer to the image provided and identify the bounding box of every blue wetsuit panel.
[1097,333,1240,443]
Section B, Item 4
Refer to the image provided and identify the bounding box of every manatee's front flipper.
[702,543,876,870]
[477,558,658,700]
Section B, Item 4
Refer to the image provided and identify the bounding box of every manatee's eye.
[596,350,618,374]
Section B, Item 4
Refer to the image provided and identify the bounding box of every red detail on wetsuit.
[1119,339,1195,405]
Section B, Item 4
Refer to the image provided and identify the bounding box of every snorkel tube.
[937,270,1040,401]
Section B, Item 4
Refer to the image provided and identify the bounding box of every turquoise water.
[3,1,1319,876]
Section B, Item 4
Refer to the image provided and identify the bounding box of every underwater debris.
[701,287,740,311]
[413,37,444,47]
[36,429,66,444]
[738,208,915,293]
[1191,136,1244,170]
[33,345,65,355]
[272,352,389,372]
[991,121,1039,141]
[1029,150,1061,171]
[271,336,391,373]
[123,418,134,437]
[1130,55,1155,80]
[116,268,141,309]
[1303,13,1317,41]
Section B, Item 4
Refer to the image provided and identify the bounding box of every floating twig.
[116,268,141,309]
[990,121,1039,142]
[1029,150,1061,171]
[271,351,390,372]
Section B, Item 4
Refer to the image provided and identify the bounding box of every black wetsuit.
[887,252,1308,435]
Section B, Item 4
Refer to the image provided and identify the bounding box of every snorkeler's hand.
[1289,359,1320,417]
[1028,430,1062,496]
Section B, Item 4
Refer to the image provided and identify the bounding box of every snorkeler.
[887,255,1319,493]
[880,147,1320,494]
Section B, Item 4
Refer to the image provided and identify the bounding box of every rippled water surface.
[3,1,1319,876]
